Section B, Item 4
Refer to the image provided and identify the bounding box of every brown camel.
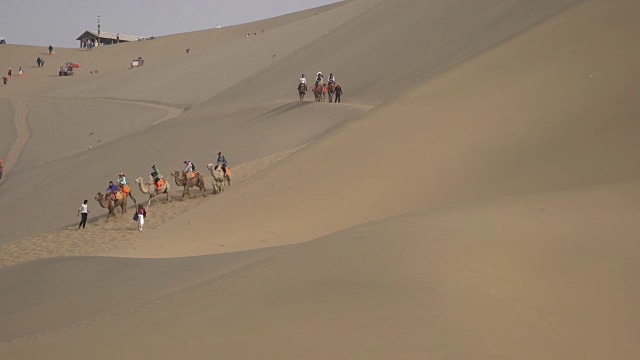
[171,171,207,200]
[207,163,226,194]
[298,83,307,101]
[314,82,324,102]
[94,192,126,222]
[327,82,336,103]
[135,176,171,206]
[117,183,137,206]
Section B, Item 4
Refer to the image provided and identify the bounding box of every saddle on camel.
[105,181,123,201]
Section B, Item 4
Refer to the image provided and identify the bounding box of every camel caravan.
[298,72,343,103]
[94,155,231,222]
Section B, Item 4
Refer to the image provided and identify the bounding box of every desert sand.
[0,0,638,358]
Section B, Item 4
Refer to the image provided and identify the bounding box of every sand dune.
[110,0,640,259]
[0,0,582,245]
[1,183,638,358]
[0,0,638,358]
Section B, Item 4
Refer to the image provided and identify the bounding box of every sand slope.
[0,0,639,358]
[1,183,638,359]
[0,0,581,245]
[114,0,640,258]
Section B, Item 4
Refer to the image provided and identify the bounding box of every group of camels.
[94,164,231,222]
[298,81,337,102]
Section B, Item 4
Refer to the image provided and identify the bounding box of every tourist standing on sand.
[36,57,41,67]
[18,67,23,77]
[48,45,53,55]
[335,83,343,103]
[7,68,12,78]
[136,204,147,231]
[77,200,90,229]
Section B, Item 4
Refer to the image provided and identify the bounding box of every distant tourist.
[2,76,7,85]
[77,199,90,229]
[36,57,42,67]
[7,68,11,78]
[117,34,120,43]
[48,45,53,55]
[335,83,343,103]
[18,66,23,77]
[136,204,147,231]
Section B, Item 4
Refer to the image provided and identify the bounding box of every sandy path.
[0,145,305,269]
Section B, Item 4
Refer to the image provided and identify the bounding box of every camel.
[314,82,324,102]
[95,192,126,222]
[171,171,207,200]
[207,163,226,194]
[135,176,171,206]
[297,83,307,101]
[118,183,137,206]
[327,82,336,103]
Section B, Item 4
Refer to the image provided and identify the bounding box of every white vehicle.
[0,36,6,44]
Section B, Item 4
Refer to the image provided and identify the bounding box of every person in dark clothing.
[36,57,41,67]
[334,83,343,103]
[48,45,53,55]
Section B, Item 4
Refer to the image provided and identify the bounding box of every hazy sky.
[0,0,340,47]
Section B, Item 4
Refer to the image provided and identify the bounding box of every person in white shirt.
[299,74,307,85]
[328,73,335,84]
[77,199,89,229]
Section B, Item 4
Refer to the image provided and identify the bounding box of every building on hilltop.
[76,30,147,46]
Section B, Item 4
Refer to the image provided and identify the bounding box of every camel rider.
[151,165,161,188]
[183,160,194,178]
[217,152,229,175]
[117,172,129,195]
[315,72,323,85]
[299,74,307,89]
[328,73,335,84]
[117,172,127,187]
[106,181,118,200]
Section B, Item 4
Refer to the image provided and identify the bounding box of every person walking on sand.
[77,199,90,229]
[335,83,343,103]
[36,57,41,67]
[18,66,23,77]
[136,204,147,231]
[7,68,12,78]
[48,45,54,55]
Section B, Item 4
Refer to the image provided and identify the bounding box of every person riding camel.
[328,73,335,84]
[183,160,194,179]
[151,165,162,189]
[217,152,230,175]
[106,181,118,200]
[117,172,130,196]
[299,74,307,91]
[314,72,323,92]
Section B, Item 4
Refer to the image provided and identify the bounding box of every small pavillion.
[76,30,143,46]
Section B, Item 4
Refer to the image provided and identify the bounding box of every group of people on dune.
[87,152,230,231]
[299,72,343,103]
